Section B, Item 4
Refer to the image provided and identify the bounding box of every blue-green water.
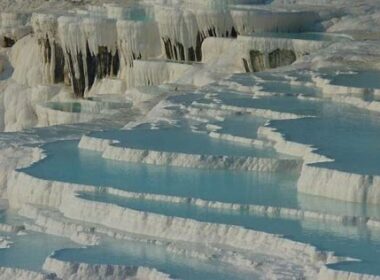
[198,91,324,115]
[216,114,267,139]
[198,80,380,175]
[22,141,297,208]
[19,138,380,276]
[11,70,380,277]
[329,71,380,90]
[89,126,277,157]
[76,191,380,276]
[258,81,320,96]
[271,103,380,175]
[47,102,83,113]
[0,210,258,279]
[251,32,351,42]
[46,101,130,113]
[0,231,78,271]
[0,210,78,271]
[21,140,380,217]
[52,238,259,280]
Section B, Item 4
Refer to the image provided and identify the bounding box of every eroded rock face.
[242,48,297,72]
[249,50,266,72]
[2,36,15,47]
[269,48,296,69]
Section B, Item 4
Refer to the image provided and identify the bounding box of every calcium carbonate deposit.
[1,0,380,279]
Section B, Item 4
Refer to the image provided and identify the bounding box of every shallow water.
[23,140,298,207]
[53,238,259,280]
[0,210,77,271]
[251,32,351,41]
[46,101,130,114]
[12,69,380,277]
[16,125,380,276]
[0,231,78,271]
[199,75,380,175]
[198,91,324,115]
[47,102,83,113]
[89,126,277,157]
[329,71,380,90]
[78,191,380,276]
[216,114,267,139]
[271,103,380,175]
[17,136,380,276]
[258,81,320,96]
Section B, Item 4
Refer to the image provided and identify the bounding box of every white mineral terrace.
[0,0,380,279]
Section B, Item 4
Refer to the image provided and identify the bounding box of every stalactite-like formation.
[27,4,320,97]
[66,50,86,97]
[54,42,65,83]
[38,35,65,83]
[62,44,121,97]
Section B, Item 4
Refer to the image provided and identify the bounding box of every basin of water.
[271,103,380,175]
[22,140,297,207]
[78,191,380,276]
[89,125,279,157]
[251,32,352,41]
[0,210,78,272]
[45,101,131,114]
[328,70,380,90]
[214,114,267,139]
[197,91,324,116]
[52,238,259,280]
